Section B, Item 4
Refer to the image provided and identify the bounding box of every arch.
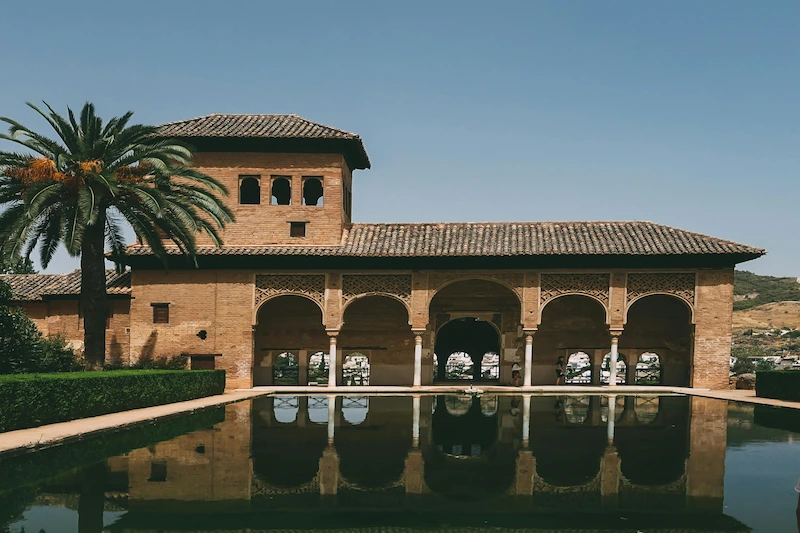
[531,396,606,486]
[307,395,328,424]
[342,352,370,385]
[339,295,414,386]
[621,294,693,387]
[273,352,299,385]
[539,292,610,325]
[480,352,500,379]
[445,394,473,416]
[562,396,590,425]
[480,395,499,417]
[271,176,291,205]
[536,296,610,385]
[252,396,326,488]
[273,395,299,424]
[253,292,325,325]
[435,318,501,382]
[600,395,625,422]
[635,352,663,385]
[336,397,409,488]
[428,276,522,308]
[601,352,627,385]
[634,395,660,424]
[616,396,689,485]
[239,176,260,204]
[342,396,369,425]
[254,295,328,386]
[307,351,330,385]
[625,292,694,324]
[445,352,474,381]
[341,292,412,324]
[565,351,592,384]
[302,177,323,206]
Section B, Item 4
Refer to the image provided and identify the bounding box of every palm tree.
[0,102,234,368]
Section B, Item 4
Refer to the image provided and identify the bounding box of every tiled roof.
[156,113,370,168]
[123,222,764,258]
[0,270,131,301]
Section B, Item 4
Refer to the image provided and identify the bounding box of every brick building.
[0,114,764,390]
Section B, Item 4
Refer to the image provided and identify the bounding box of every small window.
[302,177,323,206]
[239,176,260,204]
[290,222,306,237]
[148,461,167,482]
[271,176,291,205]
[152,303,169,324]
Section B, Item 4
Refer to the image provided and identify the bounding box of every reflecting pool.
[2,394,799,533]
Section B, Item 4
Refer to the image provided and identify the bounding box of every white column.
[327,394,336,444]
[522,394,531,447]
[328,334,338,388]
[412,395,421,447]
[609,334,620,387]
[523,332,534,387]
[606,394,616,442]
[413,332,424,388]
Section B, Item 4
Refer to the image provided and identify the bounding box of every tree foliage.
[0,280,78,374]
[0,102,234,367]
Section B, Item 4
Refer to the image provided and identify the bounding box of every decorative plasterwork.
[539,273,610,307]
[626,273,696,306]
[255,274,326,309]
[427,272,524,302]
[342,274,412,308]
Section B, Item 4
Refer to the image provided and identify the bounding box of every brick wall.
[692,269,734,389]
[19,298,130,362]
[190,152,349,246]
[130,269,253,389]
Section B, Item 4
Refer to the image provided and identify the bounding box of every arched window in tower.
[271,176,291,205]
[239,176,260,204]
[302,177,324,206]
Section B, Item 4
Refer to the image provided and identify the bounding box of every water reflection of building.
[109,395,725,508]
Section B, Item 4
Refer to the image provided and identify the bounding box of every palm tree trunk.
[81,216,108,370]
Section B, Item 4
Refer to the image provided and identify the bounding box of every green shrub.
[0,370,225,432]
[0,280,79,374]
[755,370,800,401]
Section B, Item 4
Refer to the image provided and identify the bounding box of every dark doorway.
[434,318,500,382]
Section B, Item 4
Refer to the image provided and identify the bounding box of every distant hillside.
[733,270,800,311]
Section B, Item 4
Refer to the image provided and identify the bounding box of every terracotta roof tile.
[0,270,131,301]
[122,222,764,259]
[156,113,370,169]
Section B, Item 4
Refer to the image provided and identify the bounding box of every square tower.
[156,114,369,246]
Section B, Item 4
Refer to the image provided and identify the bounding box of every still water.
[1,394,799,533]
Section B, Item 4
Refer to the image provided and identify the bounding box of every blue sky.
[1,0,797,275]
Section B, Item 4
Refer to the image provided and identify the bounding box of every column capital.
[411,328,427,336]
[326,329,340,338]
[609,328,624,338]
[522,328,538,336]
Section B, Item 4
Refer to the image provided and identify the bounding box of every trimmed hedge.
[0,370,225,432]
[755,370,800,402]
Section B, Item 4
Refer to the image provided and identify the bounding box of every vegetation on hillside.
[734,270,800,311]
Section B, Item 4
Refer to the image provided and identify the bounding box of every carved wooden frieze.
[255,274,326,308]
[539,273,611,307]
[626,273,696,306]
[342,274,412,307]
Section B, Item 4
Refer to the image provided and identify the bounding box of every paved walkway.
[689,388,800,409]
[2,386,799,458]
[0,390,264,457]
